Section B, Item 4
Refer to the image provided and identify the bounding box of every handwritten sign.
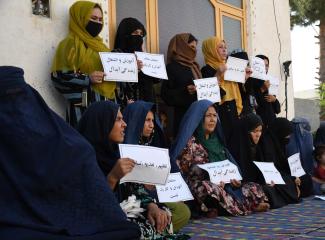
[250,57,267,80]
[288,153,306,177]
[135,52,168,80]
[119,144,170,185]
[156,172,194,203]
[194,77,221,103]
[197,160,242,184]
[267,74,280,96]
[99,52,138,82]
[253,161,285,184]
[224,56,249,83]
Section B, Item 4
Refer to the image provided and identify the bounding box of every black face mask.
[125,35,143,53]
[85,21,103,37]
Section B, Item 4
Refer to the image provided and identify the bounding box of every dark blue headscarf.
[78,101,121,176]
[0,67,140,239]
[170,100,238,172]
[287,117,314,175]
[123,100,165,147]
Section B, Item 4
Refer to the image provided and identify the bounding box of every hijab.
[170,100,238,172]
[286,117,314,174]
[51,1,115,99]
[202,37,242,114]
[0,66,139,238]
[114,17,146,53]
[78,101,120,176]
[123,101,165,148]
[167,33,202,79]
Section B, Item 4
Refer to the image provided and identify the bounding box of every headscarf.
[51,1,116,99]
[286,117,314,174]
[170,100,239,172]
[202,37,242,114]
[314,121,325,146]
[123,101,166,148]
[0,66,140,238]
[167,33,202,79]
[114,17,147,53]
[78,101,120,176]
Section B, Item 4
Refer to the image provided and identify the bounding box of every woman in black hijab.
[259,117,301,207]
[232,114,299,209]
[114,17,160,105]
[0,66,140,240]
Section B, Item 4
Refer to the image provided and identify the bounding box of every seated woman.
[286,117,314,197]
[232,113,299,209]
[259,118,301,206]
[123,101,191,232]
[312,145,325,194]
[0,66,140,240]
[78,101,188,239]
[170,100,269,217]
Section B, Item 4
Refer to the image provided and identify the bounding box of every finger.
[156,213,163,233]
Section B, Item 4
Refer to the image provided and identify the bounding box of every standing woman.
[170,100,269,218]
[201,37,244,143]
[123,101,191,233]
[114,18,160,105]
[161,33,202,136]
[51,1,115,128]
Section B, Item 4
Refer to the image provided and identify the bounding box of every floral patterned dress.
[177,136,268,216]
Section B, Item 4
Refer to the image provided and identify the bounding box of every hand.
[264,95,276,103]
[108,158,135,183]
[295,177,301,186]
[230,179,241,188]
[218,64,227,74]
[264,80,271,89]
[147,203,171,233]
[218,181,225,188]
[245,67,253,81]
[137,60,144,71]
[187,84,196,95]
[89,71,105,84]
[268,180,275,187]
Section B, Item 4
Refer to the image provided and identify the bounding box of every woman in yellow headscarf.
[51,1,115,128]
[201,37,248,143]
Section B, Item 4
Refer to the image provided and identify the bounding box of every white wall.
[0,0,109,117]
[246,0,294,119]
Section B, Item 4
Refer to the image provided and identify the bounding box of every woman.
[201,37,246,143]
[123,101,191,233]
[259,118,301,205]
[232,113,300,209]
[51,1,115,128]
[286,117,314,197]
[114,18,160,105]
[78,101,187,239]
[170,100,269,217]
[0,66,140,240]
[161,33,202,136]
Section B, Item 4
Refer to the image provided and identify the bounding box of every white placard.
[135,52,168,80]
[288,153,306,177]
[99,52,138,82]
[250,56,267,80]
[197,160,242,184]
[119,144,171,185]
[267,74,280,96]
[194,77,221,103]
[315,195,325,201]
[156,172,194,203]
[224,56,249,83]
[253,161,285,184]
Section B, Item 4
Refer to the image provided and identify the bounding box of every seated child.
[313,145,325,194]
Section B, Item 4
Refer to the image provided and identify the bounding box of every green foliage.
[289,0,325,27]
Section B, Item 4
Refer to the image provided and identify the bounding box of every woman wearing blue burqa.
[0,66,140,239]
[123,101,191,233]
[169,100,269,218]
